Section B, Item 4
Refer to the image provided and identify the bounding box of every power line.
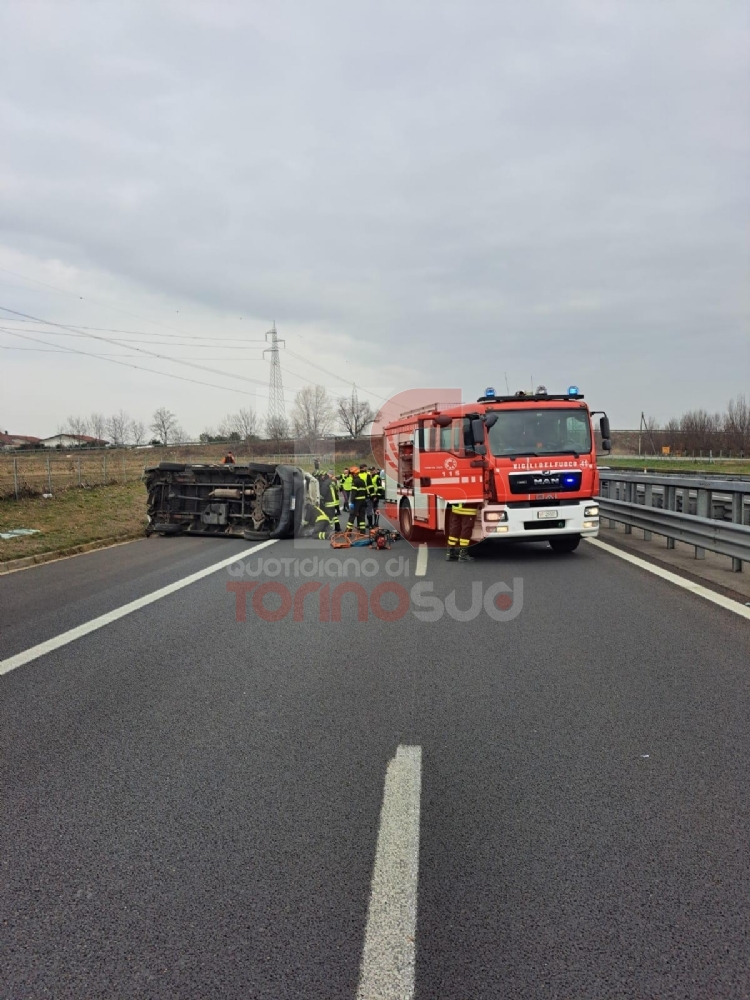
[0,330,268,349]
[0,344,269,361]
[0,263,392,401]
[1,322,315,402]
[0,304,280,392]
[284,347,390,403]
[0,317,268,343]
[0,327,262,397]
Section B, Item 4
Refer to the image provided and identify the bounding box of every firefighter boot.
[445,547,458,561]
[457,548,475,563]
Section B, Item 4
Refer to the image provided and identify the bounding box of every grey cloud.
[0,0,748,427]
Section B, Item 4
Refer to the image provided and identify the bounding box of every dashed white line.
[357,745,422,1000]
[0,539,278,677]
[587,537,750,620]
[415,544,428,577]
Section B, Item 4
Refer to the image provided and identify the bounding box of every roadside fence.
[599,471,750,573]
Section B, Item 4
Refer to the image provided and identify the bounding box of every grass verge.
[0,482,147,563]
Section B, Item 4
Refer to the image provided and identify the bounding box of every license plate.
[537,509,559,519]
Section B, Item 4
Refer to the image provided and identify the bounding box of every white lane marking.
[586,537,750,620]
[415,544,428,577]
[357,745,422,1000]
[0,539,278,677]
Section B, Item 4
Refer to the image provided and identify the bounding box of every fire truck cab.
[382,386,611,552]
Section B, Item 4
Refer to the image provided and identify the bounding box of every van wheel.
[549,534,580,553]
[154,523,184,536]
[243,528,272,541]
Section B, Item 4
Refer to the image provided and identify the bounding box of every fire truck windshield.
[486,408,592,458]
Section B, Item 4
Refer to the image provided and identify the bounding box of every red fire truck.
[382,385,611,552]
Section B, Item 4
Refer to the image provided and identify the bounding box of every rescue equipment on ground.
[329,527,400,549]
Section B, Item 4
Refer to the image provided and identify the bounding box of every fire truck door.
[412,428,429,521]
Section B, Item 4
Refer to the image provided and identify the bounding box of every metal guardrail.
[598,472,750,573]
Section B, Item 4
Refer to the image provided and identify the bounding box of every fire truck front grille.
[507,499,580,508]
[509,471,582,494]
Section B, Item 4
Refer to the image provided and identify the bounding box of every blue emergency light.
[563,475,577,485]
[567,385,580,396]
[485,386,496,397]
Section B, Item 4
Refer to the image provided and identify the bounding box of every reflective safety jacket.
[350,471,369,502]
[451,503,480,516]
[321,478,339,511]
[310,504,330,524]
[341,472,354,491]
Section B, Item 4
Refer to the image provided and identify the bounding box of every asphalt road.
[1,532,748,999]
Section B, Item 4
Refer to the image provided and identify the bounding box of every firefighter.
[222,450,236,465]
[368,465,383,528]
[348,464,369,533]
[305,501,332,540]
[320,472,341,531]
[363,464,377,529]
[445,501,479,562]
[340,467,354,510]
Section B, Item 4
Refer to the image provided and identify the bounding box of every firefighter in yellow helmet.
[348,464,369,533]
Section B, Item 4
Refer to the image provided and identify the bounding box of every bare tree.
[89,412,107,443]
[235,407,259,440]
[172,424,188,445]
[264,414,290,442]
[106,410,130,447]
[150,407,178,446]
[337,391,374,438]
[66,415,90,439]
[291,385,334,444]
[217,414,236,440]
[217,408,260,441]
[130,419,146,446]
[726,394,749,456]
[664,417,681,453]
[680,409,723,454]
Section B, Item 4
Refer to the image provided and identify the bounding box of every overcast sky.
[1,0,748,437]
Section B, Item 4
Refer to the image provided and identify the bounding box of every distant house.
[0,432,41,450]
[38,434,109,449]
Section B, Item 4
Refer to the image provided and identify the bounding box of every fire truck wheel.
[398,500,423,542]
[549,534,580,553]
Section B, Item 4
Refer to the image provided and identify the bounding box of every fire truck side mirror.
[471,418,486,445]
[602,438,612,452]
[473,443,487,456]
[599,415,611,439]
[484,412,498,429]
